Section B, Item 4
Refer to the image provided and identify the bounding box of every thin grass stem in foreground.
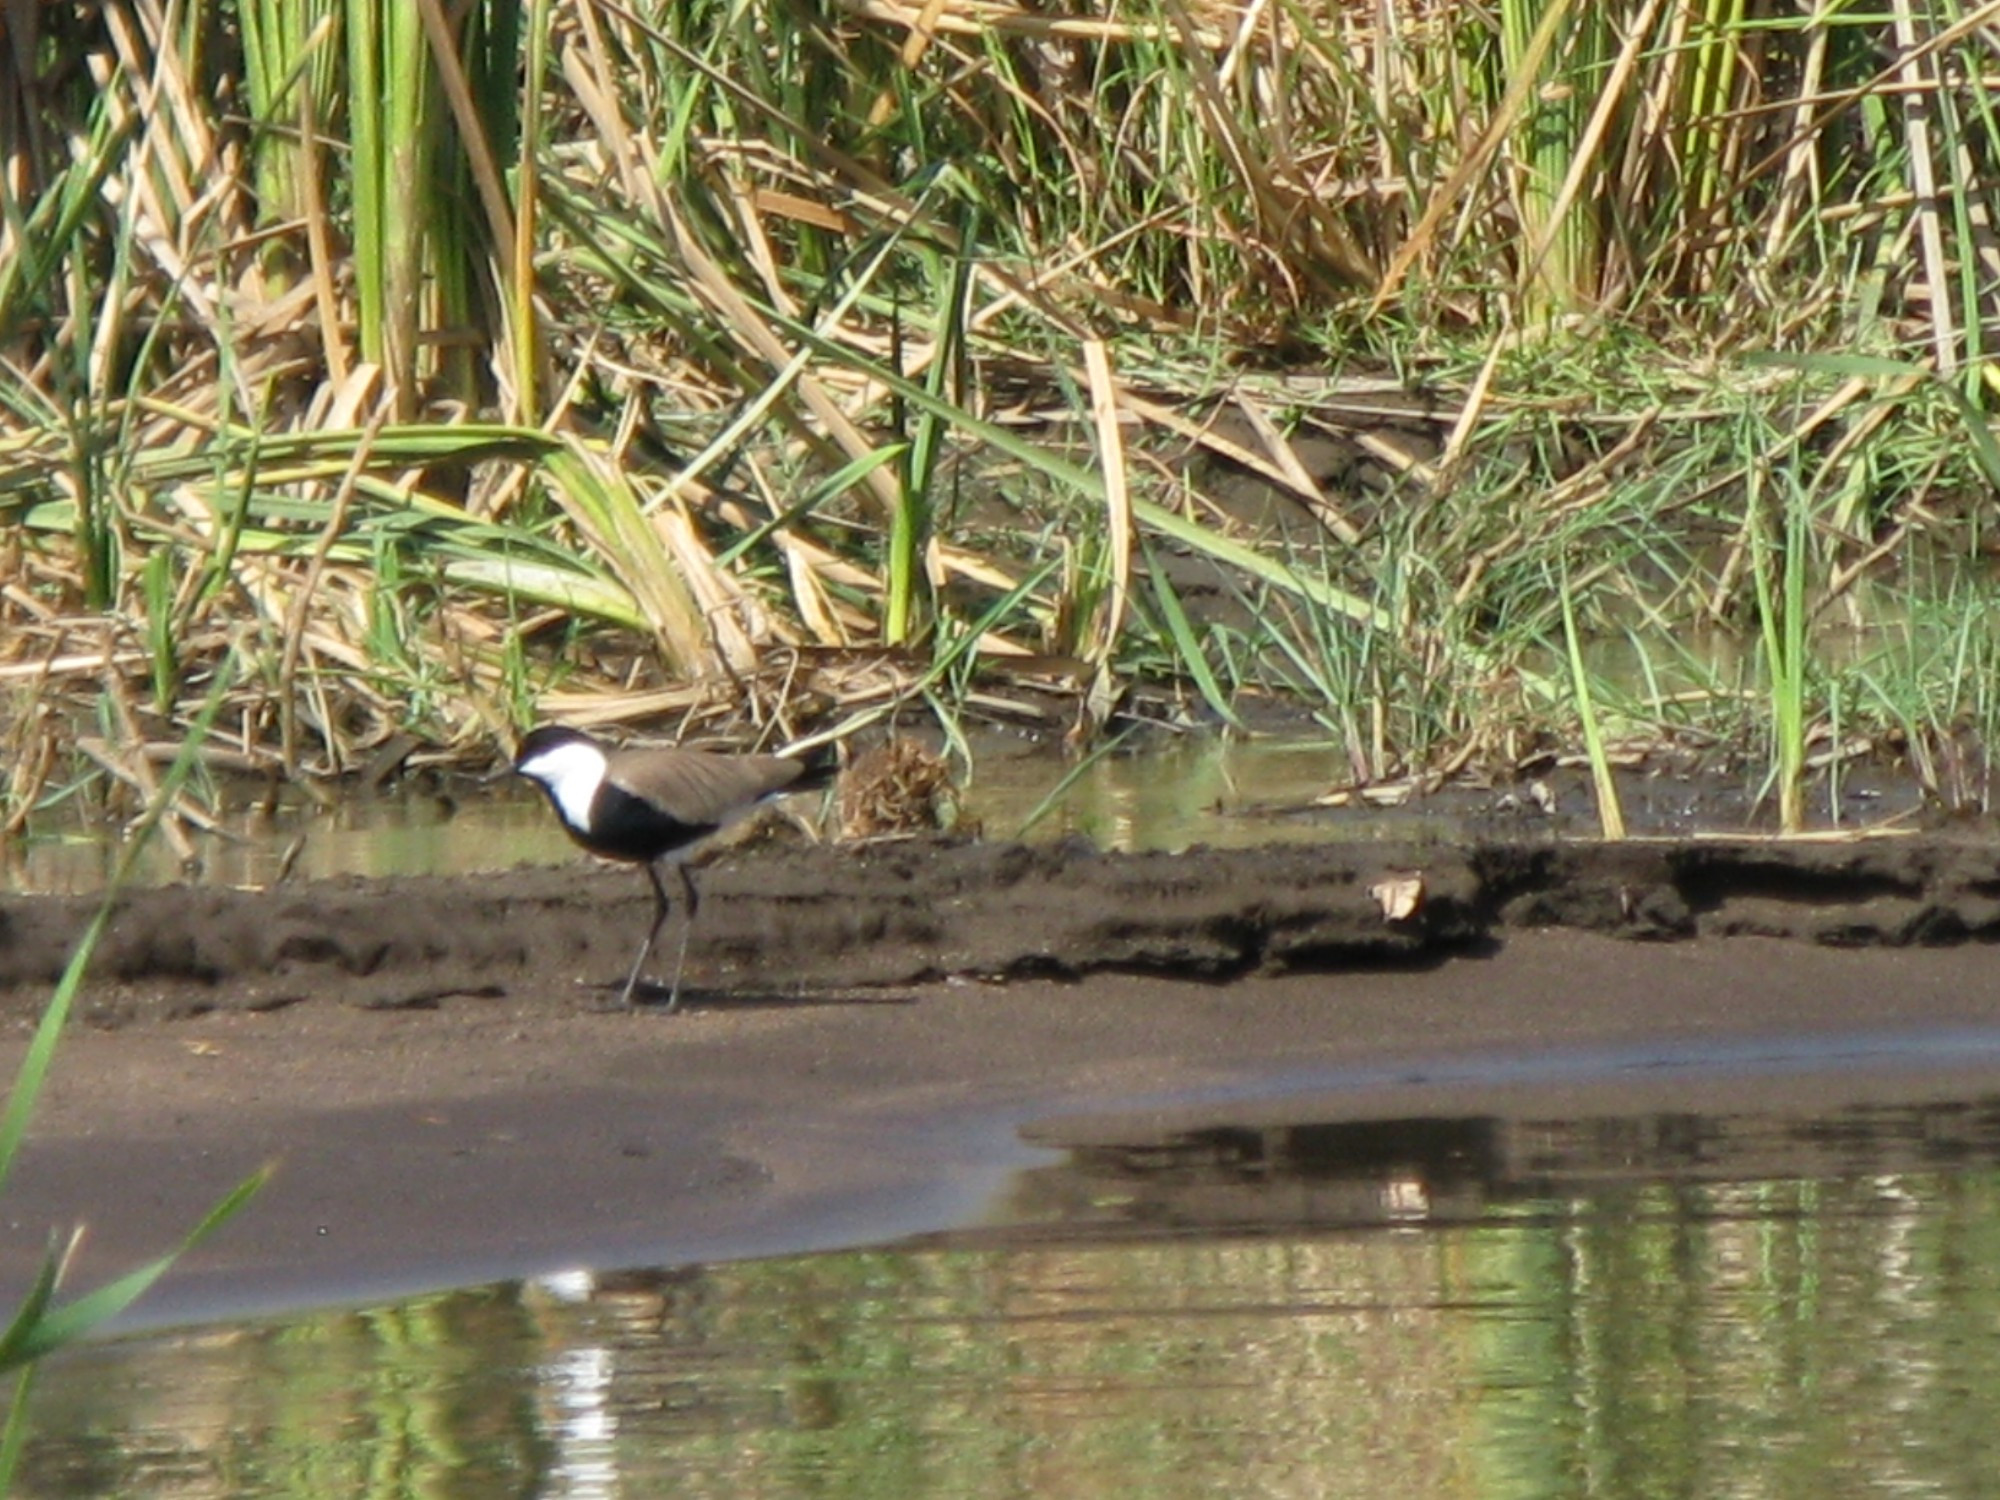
[0,655,269,1488]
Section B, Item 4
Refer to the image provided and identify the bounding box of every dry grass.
[2,0,1997,839]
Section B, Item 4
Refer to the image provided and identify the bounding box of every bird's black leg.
[663,865,700,1011]
[619,862,672,1008]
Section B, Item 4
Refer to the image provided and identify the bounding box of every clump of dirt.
[3,833,1998,1026]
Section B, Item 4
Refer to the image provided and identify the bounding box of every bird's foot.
[588,976,693,1013]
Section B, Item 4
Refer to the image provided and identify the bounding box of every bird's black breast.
[574,780,718,863]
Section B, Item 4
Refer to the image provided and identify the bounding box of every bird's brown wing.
[604,749,812,826]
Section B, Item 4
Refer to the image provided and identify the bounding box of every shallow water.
[8,728,1918,895]
[0,736,1423,894]
[20,1077,2000,1498]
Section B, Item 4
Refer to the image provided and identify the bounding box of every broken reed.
[2,0,1998,832]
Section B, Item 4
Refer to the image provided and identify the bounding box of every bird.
[513,725,838,1010]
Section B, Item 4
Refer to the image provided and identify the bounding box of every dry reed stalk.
[560,36,905,526]
[544,438,712,671]
[1443,408,1659,611]
[1761,11,1831,265]
[0,643,60,839]
[1438,337,1504,482]
[1675,1,1997,290]
[1229,396,1368,545]
[530,683,728,730]
[1372,0,1575,311]
[867,0,952,128]
[780,545,855,647]
[1116,388,1359,539]
[968,212,1196,336]
[0,649,151,685]
[1163,0,1373,294]
[1890,0,1956,374]
[655,501,763,669]
[286,14,351,394]
[1082,338,1132,681]
[837,0,1223,47]
[74,738,228,839]
[417,0,518,287]
[723,172,801,317]
[933,543,1024,596]
[1703,375,1890,621]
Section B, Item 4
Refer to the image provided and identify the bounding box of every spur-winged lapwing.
[514,725,837,1009]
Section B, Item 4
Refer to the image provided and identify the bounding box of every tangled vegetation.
[3,0,1999,839]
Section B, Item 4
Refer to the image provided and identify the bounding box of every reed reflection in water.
[19,1154,2000,1498]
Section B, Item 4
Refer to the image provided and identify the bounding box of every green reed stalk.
[1751,464,1809,834]
[239,1,340,250]
[886,233,975,645]
[141,547,177,714]
[509,0,549,419]
[349,0,522,407]
[1681,0,1747,221]
[1559,558,1627,840]
[1499,0,1601,316]
[345,0,388,370]
[378,2,428,401]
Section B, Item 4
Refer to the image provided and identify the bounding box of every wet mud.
[4,831,2000,1329]
[2,831,1998,1021]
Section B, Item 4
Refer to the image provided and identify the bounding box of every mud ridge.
[2,833,1997,1025]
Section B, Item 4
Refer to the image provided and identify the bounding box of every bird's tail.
[788,742,843,793]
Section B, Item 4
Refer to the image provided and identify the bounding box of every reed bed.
[3,0,1999,840]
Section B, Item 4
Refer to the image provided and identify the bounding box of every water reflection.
[0,786,571,895]
[0,736,1525,895]
[22,1087,2000,1498]
[6,721,1935,896]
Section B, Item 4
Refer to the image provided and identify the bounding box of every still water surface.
[0,734,1657,894]
[19,1096,2000,1497]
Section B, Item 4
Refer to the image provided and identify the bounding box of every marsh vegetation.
[3,0,1999,840]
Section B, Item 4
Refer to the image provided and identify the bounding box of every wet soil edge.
[3,833,1997,1024]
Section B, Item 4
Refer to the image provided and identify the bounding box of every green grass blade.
[0,1364,35,1494]
[1142,537,1243,729]
[0,656,238,1197]
[0,1168,270,1370]
[0,1238,70,1372]
[1016,728,1138,840]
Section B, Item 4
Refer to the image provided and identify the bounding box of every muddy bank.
[8,926,2000,1333]
[1,833,1998,1020]
[3,832,2000,1332]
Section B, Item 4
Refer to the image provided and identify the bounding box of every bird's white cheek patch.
[519,741,607,833]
